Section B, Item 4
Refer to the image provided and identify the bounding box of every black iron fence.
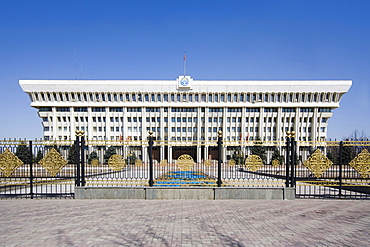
[0,133,369,199]
[0,140,76,198]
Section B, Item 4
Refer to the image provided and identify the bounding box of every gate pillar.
[75,130,86,187]
[217,131,223,187]
[148,131,154,187]
[285,131,296,188]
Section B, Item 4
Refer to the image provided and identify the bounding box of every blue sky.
[0,0,369,140]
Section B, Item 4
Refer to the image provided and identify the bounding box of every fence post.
[290,132,296,187]
[75,131,81,186]
[217,131,223,187]
[80,131,86,186]
[285,132,291,187]
[148,131,154,187]
[338,141,343,198]
[29,141,34,199]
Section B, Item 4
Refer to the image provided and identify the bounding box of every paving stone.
[0,199,369,246]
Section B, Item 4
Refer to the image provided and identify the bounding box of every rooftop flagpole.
[183,52,186,76]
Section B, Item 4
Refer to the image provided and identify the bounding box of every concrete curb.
[75,187,295,200]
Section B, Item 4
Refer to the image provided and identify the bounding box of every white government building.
[20,76,351,162]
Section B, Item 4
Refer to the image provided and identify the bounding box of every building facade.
[20,76,351,162]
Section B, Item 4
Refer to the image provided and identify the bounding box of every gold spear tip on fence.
[218,130,223,137]
[148,131,153,137]
[75,130,85,136]
[286,131,296,138]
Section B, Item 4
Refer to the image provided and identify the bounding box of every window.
[171,108,197,112]
[74,107,88,112]
[300,108,313,112]
[264,108,277,112]
[92,107,105,112]
[209,108,223,112]
[201,94,206,102]
[282,108,295,113]
[39,107,52,112]
[109,107,123,112]
[227,108,242,112]
[146,107,160,112]
[319,108,331,112]
[56,107,70,112]
[246,108,259,112]
[127,107,141,112]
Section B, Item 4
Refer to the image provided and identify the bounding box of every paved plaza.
[0,199,369,246]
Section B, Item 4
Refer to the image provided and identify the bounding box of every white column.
[52,107,57,140]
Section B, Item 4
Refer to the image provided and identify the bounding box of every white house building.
[20,76,352,162]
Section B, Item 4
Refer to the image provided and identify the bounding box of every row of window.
[43,115,329,124]
[45,126,322,135]
[45,125,323,134]
[43,135,285,141]
[34,91,339,104]
[39,106,332,113]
